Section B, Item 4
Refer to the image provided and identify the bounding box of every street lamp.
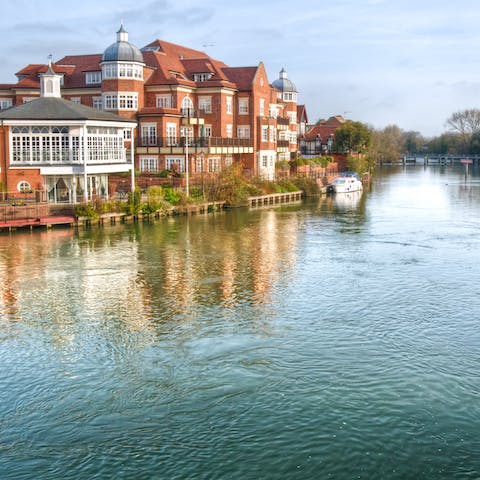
[185,131,189,197]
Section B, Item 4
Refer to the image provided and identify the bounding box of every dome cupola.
[272,68,297,93]
[102,24,144,63]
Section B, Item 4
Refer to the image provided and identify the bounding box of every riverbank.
[0,191,305,232]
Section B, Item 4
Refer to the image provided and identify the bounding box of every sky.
[1,0,480,137]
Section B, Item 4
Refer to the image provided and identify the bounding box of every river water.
[0,165,479,479]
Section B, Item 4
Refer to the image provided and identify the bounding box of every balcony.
[277,140,290,148]
[181,108,206,125]
[277,116,290,126]
[137,136,254,154]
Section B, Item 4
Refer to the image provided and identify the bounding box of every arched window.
[181,96,194,117]
[17,180,31,193]
[46,79,53,93]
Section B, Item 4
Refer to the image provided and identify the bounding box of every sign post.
[461,158,473,180]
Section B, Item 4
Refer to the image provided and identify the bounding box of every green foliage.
[293,156,335,168]
[346,155,375,175]
[203,163,259,205]
[289,175,320,196]
[188,187,205,201]
[276,179,300,192]
[126,188,142,215]
[333,121,373,154]
[74,203,99,219]
[275,160,290,171]
[159,169,171,178]
[163,187,182,205]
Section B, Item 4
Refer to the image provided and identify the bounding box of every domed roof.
[272,67,297,92]
[102,25,144,63]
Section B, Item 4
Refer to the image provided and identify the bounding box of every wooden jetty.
[0,216,75,232]
[247,191,303,207]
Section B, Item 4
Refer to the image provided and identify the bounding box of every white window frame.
[141,123,157,146]
[237,125,250,139]
[208,156,221,172]
[0,98,12,110]
[226,96,232,115]
[70,97,81,104]
[166,156,184,172]
[93,97,103,109]
[86,71,102,84]
[203,125,212,137]
[226,124,233,138]
[17,180,31,193]
[259,98,265,116]
[198,96,212,114]
[193,73,211,82]
[102,62,143,80]
[156,94,172,108]
[103,92,138,111]
[166,123,177,146]
[238,97,249,115]
[261,126,268,142]
[181,96,194,117]
[139,156,158,172]
[269,126,276,143]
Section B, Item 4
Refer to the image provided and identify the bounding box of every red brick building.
[0,63,136,202]
[299,115,346,156]
[0,25,300,190]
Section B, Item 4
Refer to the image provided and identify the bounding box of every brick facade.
[0,27,300,185]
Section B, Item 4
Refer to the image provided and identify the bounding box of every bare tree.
[446,109,480,143]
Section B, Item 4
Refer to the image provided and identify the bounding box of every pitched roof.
[0,96,134,123]
[221,66,258,91]
[297,104,308,123]
[55,55,103,88]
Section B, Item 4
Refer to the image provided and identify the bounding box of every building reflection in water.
[0,206,302,343]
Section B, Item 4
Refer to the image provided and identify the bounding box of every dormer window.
[86,71,102,84]
[193,73,212,82]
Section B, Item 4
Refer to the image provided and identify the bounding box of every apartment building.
[0,25,299,191]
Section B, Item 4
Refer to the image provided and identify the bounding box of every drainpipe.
[1,120,7,196]
[82,125,88,202]
[130,126,135,193]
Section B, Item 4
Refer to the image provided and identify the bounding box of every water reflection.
[0,206,303,342]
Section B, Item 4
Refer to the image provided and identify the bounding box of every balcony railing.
[277,117,290,126]
[277,140,290,148]
[138,136,253,148]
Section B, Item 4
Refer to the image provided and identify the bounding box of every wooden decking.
[0,216,75,232]
[247,191,303,207]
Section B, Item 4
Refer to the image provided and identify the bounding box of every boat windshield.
[333,178,346,184]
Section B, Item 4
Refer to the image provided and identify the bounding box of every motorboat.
[327,172,363,194]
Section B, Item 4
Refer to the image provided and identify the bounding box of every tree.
[402,130,425,154]
[369,125,403,164]
[333,121,372,154]
[446,109,480,152]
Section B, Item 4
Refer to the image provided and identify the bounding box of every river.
[0,165,479,479]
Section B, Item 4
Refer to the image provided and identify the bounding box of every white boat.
[328,172,363,194]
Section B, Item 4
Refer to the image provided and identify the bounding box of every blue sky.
[1,0,480,136]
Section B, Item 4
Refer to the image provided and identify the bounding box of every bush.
[126,188,142,215]
[290,175,320,196]
[74,203,99,219]
[276,180,299,192]
[163,187,182,205]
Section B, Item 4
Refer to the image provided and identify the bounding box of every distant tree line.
[328,108,480,167]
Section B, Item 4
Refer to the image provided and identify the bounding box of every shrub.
[74,202,99,219]
[290,175,320,196]
[163,187,182,205]
[126,188,143,215]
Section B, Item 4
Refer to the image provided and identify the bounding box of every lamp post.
[185,132,189,197]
